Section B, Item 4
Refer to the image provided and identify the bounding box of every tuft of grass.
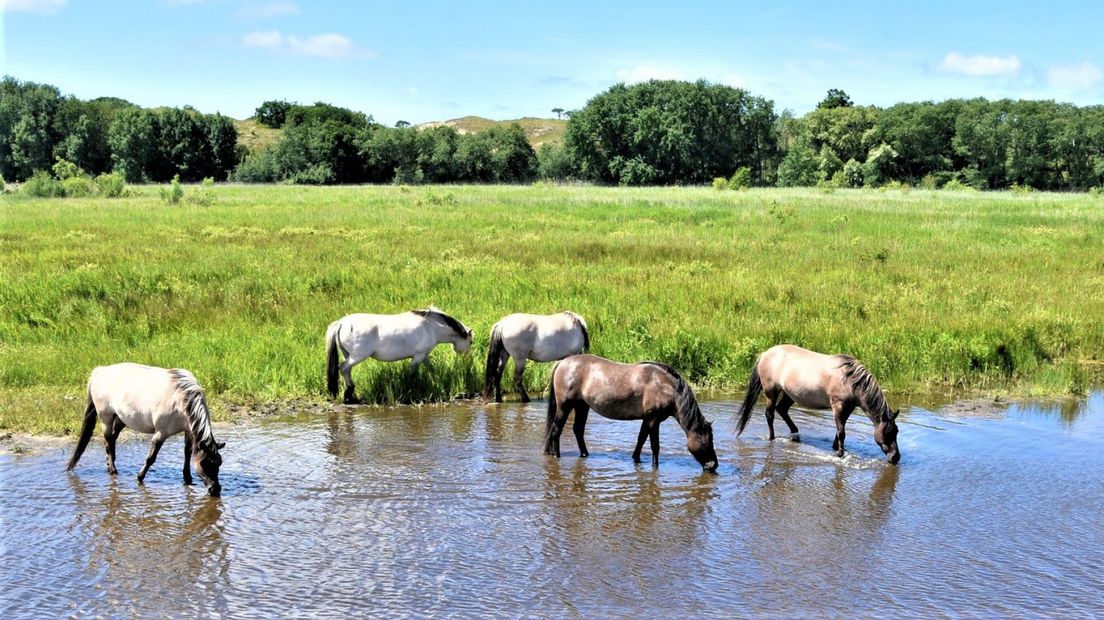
[2,185,1103,434]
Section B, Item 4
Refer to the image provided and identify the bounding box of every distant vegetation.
[3,185,1101,434]
[2,75,1104,190]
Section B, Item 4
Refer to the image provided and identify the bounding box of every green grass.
[2,185,1102,435]
[234,118,283,153]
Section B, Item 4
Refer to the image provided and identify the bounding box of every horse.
[326,306,474,403]
[66,363,225,496]
[545,354,718,471]
[484,311,590,403]
[735,344,901,464]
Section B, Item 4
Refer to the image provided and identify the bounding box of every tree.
[108,107,156,182]
[817,89,853,109]
[255,100,294,128]
[395,120,411,128]
[552,107,564,119]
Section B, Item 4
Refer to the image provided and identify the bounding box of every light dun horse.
[736,344,901,464]
[484,311,590,402]
[67,363,225,496]
[326,306,474,403]
[546,354,718,471]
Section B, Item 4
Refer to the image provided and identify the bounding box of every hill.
[417,116,567,148]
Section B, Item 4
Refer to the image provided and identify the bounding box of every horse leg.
[764,391,778,441]
[831,401,855,458]
[409,352,429,377]
[104,415,123,475]
[182,433,194,486]
[514,357,530,403]
[632,420,650,463]
[544,400,570,458]
[340,357,361,404]
[776,393,800,441]
[649,422,661,468]
[571,404,589,457]
[137,432,166,483]
[494,351,509,402]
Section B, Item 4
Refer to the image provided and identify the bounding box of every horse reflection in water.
[66,363,225,496]
[737,345,901,464]
[545,354,718,471]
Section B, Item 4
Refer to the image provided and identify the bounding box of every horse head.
[875,409,901,464]
[193,440,226,496]
[453,326,474,354]
[686,419,718,472]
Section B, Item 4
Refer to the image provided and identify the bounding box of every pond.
[2,392,1102,616]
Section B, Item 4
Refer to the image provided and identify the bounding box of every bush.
[728,166,751,190]
[1010,183,1034,195]
[231,151,278,183]
[919,174,938,190]
[188,177,216,206]
[835,159,864,188]
[942,178,974,192]
[52,158,84,180]
[160,174,184,204]
[537,143,576,181]
[712,177,728,190]
[1089,186,1103,197]
[94,172,127,197]
[21,170,65,197]
[61,176,97,198]
[289,163,336,185]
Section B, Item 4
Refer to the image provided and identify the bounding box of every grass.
[416,116,567,147]
[234,118,283,153]
[2,184,1102,435]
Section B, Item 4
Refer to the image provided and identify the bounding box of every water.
[2,392,1103,617]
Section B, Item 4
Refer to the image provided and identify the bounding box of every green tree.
[255,100,295,128]
[108,107,156,182]
[817,88,853,109]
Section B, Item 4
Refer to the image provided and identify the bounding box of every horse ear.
[217,441,226,449]
[892,408,900,420]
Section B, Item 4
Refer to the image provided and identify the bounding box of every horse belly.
[781,384,832,409]
[528,332,580,362]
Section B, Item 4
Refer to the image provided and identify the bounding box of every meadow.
[2,184,1102,435]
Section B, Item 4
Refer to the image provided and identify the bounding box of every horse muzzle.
[207,483,222,497]
[702,460,718,472]
[886,450,901,465]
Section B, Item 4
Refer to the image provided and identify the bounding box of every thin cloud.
[1047,61,1103,91]
[938,52,1021,76]
[616,64,684,84]
[1,0,66,13]
[238,1,299,19]
[241,30,376,60]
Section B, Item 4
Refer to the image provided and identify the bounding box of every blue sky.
[2,0,1102,124]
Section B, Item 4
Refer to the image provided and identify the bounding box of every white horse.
[484,311,589,403]
[326,306,474,403]
[67,363,225,496]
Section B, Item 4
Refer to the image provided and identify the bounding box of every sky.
[1,0,1103,125]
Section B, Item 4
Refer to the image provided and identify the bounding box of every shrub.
[21,170,64,197]
[289,163,336,185]
[1010,183,1034,195]
[836,159,864,188]
[160,174,184,204]
[712,177,728,190]
[51,158,83,181]
[188,177,216,206]
[728,166,751,190]
[1089,186,1103,197]
[942,178,975,192]
[94,172,127,197]
[231,150,278,183]
[61,176,97,198]
[919,174,938,190]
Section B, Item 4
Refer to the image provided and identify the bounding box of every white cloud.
[1047,61,1104,91]
[241,30,375,60]
[239,1,298,19]
[0,0,65,13]
[938,52,1021,76]
[242,30,284,48]
[615,64,684,84]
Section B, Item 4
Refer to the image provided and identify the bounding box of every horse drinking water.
[545,354,718,471]
[66,363,225,496]
[326,306,474,403]
[735,344,901,464]
[484,311,589,402]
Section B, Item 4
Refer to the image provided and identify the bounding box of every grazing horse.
[67,363,225,496]
[545,354,718,471]
[326,306,474,403]
[484,311,590,403]
[736,344,901,464]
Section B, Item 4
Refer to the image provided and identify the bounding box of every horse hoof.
[579,452,589,458]
[789,434,802,443]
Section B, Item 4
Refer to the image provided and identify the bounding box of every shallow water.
[2,392,1103,617]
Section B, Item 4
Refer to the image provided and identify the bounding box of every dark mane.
[168,369,218,454]
[412,307,469,338]
[835,355,893,423]
[638,361,710,433]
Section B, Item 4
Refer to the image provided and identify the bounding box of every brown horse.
[545,354,718,471]
[736,344,901,464]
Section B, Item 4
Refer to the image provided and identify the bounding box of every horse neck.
[180,385,216,453]
[671,380,707,435]
[857,382,891,425]
[427,316,460,343]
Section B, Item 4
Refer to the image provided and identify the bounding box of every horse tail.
[483,322,506,399]
[66,390,97,471]
[546,361,560,432]
[577,316,590,353]
[736,363,763,436]
[326,321,342,399]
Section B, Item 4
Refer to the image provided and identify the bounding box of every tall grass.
[2,185,1101,434]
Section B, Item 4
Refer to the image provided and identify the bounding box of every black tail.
[579,321,590,353]
[736,364,762,436]
[326,324,341,399]
[483,324,506,399]
[66,393,97,471]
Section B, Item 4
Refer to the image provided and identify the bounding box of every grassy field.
[2,184,1102,435]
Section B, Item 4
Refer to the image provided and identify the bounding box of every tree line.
[3,75,1104,190]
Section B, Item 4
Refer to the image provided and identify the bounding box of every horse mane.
[835,355,893,423]
[638,361,710,433]
[412,306,469,338]
[168,369,218,454]
[564,311,590,351]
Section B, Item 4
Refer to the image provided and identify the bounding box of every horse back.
[88,363,186,434]
[760,345,841,409]
[501,313,585,361]
[554,355,676,420]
